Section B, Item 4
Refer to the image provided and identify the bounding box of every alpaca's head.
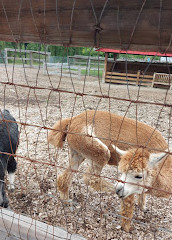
[113,146,170,198]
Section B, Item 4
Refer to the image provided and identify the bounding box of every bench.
[152,73,172,89]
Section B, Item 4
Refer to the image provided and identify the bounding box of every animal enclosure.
[0,60,172,239]
[100,50,172,88]
[0,1,172,239]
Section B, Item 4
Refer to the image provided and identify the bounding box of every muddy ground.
[0,65,172,239]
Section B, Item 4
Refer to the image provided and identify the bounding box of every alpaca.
[0,109,19,207]
[48,110,171,231]
[113,145,172,232]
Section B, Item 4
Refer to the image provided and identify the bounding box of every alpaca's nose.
[116,187,121,195]
[116,184,124,198]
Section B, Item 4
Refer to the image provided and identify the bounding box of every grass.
[81,69,103,77]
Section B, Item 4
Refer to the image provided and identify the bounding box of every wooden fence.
[43,62,81,78]
[105,71,153,87]
[68,55,104,76]
[4,48,51,67]
[0,208,86,240]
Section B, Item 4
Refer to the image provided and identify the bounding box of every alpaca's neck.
[149,155,172,198]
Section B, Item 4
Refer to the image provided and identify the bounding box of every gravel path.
[0,65,172,239]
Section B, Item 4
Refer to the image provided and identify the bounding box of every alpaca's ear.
[112,145,127,156]
[149,148,171,167]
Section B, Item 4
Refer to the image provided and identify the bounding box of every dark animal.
[0,109,19,207]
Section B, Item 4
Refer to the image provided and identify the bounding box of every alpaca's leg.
[57,147,84,202]
[83,161,114,192]
[137,192,146,211]
[82,137,114,192]
[120,194,134,232]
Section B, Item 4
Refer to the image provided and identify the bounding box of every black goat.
[0,109,19,207]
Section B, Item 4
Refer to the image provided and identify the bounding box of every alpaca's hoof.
[62,199,72,205]
[121,221,132,233]
[122,225,132,233]
[8,184,15,192]
[61,199,74,211]
[59,191,69,202]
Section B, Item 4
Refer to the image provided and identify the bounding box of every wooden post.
[113,53,118,61]
[102,52,108,83]
[87,57,91,76]
[30,51,33,67]
[0,208,86,240]
[67,56,70,65]
[47,52,51,63]
[152,72,156,87]
[43,61,46,75]
[136,70,141,86]
[4,48,8,65]
[78,65,81,79]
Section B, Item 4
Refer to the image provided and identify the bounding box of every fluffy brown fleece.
[119,148,150,173]
[48,110,171,232]
[48,118,71,148]
[120,195,135,233]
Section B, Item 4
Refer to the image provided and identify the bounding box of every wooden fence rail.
[105,71,153,87]
[4,48,51,67]
[43,62,81,78]
[0,208,86,240]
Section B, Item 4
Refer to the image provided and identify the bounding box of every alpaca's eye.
[135,175,142,179]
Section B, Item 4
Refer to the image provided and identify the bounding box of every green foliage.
[47,46,104,57]
[0,41,160,61]
[80,47,104,57]
[0,41,17,49]
[47,45,83,56]
[0,41,105,57]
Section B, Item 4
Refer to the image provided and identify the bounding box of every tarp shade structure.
[0,0,172,53]
[96,48,172,57]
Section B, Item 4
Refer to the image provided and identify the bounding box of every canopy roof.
[96,48,172,57]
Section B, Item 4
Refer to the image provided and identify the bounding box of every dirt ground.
[0,65,172,240]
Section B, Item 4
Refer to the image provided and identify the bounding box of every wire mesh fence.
[0,1,172,240]
[0,44,171,240]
